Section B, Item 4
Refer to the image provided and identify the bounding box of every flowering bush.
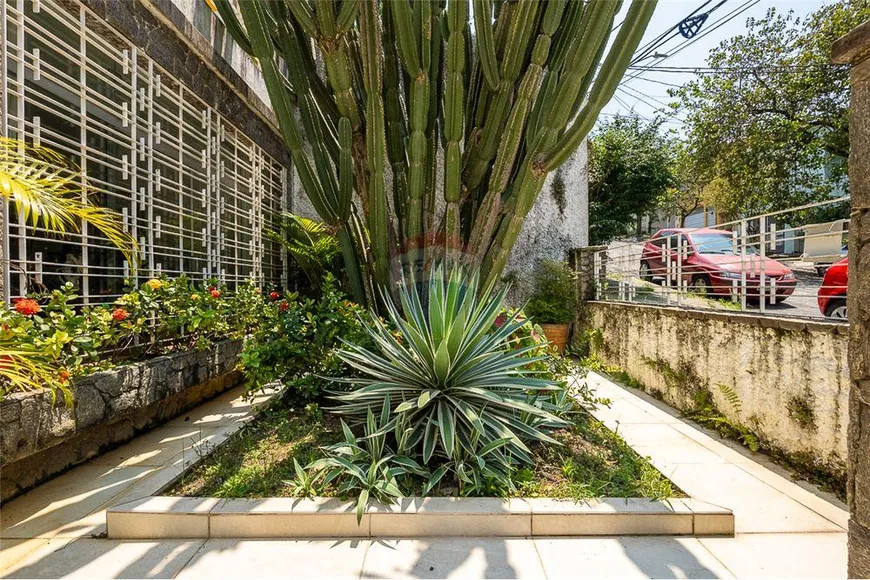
[237,273,376,403]
[0,277,275,403]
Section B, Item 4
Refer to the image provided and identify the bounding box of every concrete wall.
[586,302,850,473]
[832,20,870,577]
[0,340,244,502]
[506,142,589,304]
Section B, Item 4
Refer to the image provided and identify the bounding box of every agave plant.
[331,266,567,473]
[309,398,426,522]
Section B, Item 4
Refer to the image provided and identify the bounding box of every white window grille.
[1,0,288,303]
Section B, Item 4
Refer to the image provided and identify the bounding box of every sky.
[600,0,832,131]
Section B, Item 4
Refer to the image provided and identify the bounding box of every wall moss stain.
[586,302,849,485]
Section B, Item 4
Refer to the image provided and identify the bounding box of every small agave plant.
[331,265,567,491]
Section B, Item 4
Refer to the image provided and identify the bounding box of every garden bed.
[108,396,737,540]
[166,400,684,501]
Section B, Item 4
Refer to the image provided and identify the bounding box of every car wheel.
[816,266,829,277]
[639,261,653,282]
[691,275,712,297]
[825,298,848,320]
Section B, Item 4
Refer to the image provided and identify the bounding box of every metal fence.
[590,196,851,322]
[1,0,289,304]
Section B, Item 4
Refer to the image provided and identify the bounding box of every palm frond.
[0,344,71,405]
[0,138,139,269]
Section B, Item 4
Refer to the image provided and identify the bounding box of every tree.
[657,142,709,227]
[209,0,657,304]
[588,115,674,244]
[670,1,870,217]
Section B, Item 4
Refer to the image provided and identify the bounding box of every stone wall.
[0,340,244,502]
[505,141,590,304]
[586,302,850,476]
[832,20,870,577]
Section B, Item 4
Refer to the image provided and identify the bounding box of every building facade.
[1,0,292,304]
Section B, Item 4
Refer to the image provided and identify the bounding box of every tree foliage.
[588,115,674,244]
[670,1,869,217]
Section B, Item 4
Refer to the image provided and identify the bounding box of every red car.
[640,228,797,302]
[818,257,848,319]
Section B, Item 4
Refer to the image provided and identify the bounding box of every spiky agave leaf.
[332,265,566,467]
[0,138,139,270]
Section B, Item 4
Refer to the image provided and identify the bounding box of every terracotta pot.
[538,323,570,355]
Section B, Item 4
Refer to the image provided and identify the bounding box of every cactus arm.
[461,0,537,192]
[285,0,319,39]
[336,0,358,34]
[526,68,557,148]
[543,0,657,170]
[390,0,421,76]
[273,11,342,221]
[383,8,409,235]
[390,0,432,252]
[237,0,333,223]
[210,0,253,55]
[499,0,539,81]
[338,117,354,223]
[442,0,468,259]
[423,3,443,237]
[465,0,562,265]
[548,0,584,73]
[481,0,657,286]
[472,0,500,91]
[359,0,391,286]
[315,0,336,37]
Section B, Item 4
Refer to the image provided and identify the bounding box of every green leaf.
[356,488,369,524]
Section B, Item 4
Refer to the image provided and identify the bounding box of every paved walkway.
[0,373,849,578]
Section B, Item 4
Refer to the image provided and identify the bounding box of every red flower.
[210,288,221,299]
[494,313,507,328]
[270,291,280,300]
[112,308,130,322]
[14,298,40,316]
[279,300,289,312]
[59,369,70,384]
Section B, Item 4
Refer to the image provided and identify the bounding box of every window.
[2,0,289,303]
[691,233,754,255]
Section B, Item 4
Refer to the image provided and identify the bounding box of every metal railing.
[589,197,851,322]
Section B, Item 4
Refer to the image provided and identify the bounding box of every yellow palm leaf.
[0,345,71,405]
[0,138,140,270]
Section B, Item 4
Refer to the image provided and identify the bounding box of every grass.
[167,400,682,501]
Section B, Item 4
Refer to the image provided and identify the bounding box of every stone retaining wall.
[585,302,850,476]
[0,340,244,502]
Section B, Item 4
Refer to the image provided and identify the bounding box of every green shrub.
[1,277,273,403]
[237,274,374,403]
[524,260,576,325]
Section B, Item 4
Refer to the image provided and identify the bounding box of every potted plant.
[524,260,576,355]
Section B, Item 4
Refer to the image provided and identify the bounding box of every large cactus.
[212,0,656,302]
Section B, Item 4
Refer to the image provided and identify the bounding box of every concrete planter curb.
[106,495,733,539]
[0,339,244,502]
